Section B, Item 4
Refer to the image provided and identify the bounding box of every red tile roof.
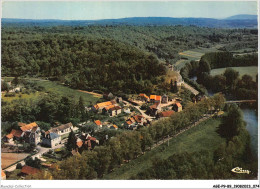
[159,110,175,117]
[139,93,149,99]
[77,140,83,148]
[6,133,13,139]
[21,165,40,175]
[10,129,23,138]
[155,96,161,101]
[150,95,156,100]
[133,115,143,123]
[110,106,121,111]
[18,122,26,127]
[105,105,115,111]
[126,120,132,125]
[94,101,113,110]
[87,136,97,141]
[94,120,102,126]
[20,122,38,132]
[176,102,182,107]
[149,102,160,109]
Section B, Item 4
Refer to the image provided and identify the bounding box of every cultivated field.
[175,44,224,69]
[1,153,30,169]
[103,117,225,180]
[179,50,204,60]
[210,66,258,81]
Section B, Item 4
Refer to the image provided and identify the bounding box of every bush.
[4,93,15,97]
[16,163,22,169]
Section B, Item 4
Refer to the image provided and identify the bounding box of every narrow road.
[183,82,199,95]
[123,100,154,120]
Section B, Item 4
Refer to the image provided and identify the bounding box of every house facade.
[161,94,168,104]
[108,106,122,117]
[148,102,161,116]
[173,102,182,112]
[42,133,61,148]
[48,122,73,136]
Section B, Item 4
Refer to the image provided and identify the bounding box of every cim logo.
[231,167,251,174]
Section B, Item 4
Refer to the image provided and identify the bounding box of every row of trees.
[132,104,257,179]
[27,94,226,179]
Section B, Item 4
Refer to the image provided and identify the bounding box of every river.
[241,108,258,157]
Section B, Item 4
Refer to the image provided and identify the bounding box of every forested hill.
[1,35,165,94]
[2,16,258,28]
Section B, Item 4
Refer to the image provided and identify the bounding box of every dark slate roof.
[49,133,60,140]
[49,122,73,133]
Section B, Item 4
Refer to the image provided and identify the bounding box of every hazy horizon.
[2,1,258,20]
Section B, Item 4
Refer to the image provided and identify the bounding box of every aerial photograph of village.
[0,0,258,186]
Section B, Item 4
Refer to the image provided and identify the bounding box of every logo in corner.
[231,167,250,174]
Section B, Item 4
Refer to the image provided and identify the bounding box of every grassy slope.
[103,117,225,180]
[31,80,101,105]
[1,78,101,105]
[210,66,258,81]
[2,91,42,102]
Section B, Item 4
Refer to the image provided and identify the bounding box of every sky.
[1,1,258,20]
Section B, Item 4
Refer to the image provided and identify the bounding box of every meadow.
[210,66,258,81]
[34,80,101,105]
[175,44,224,70]
[103,117,224,180]
[1,78,101,105]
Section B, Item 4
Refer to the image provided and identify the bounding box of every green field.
[34,80,101,105]
[2,91,43,102]
[210,66,258,81]
[102,117,225,180]
[1,78,101,105]
[175,44,224,70]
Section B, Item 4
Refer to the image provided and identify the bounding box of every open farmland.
[103,117,224,180]
[179,50,204,60]
[210,66,258,81]
[1,153,30,169]
[176,44,224,69]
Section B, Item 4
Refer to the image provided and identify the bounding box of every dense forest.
[2,35,165,93]
[2,25,258,94]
